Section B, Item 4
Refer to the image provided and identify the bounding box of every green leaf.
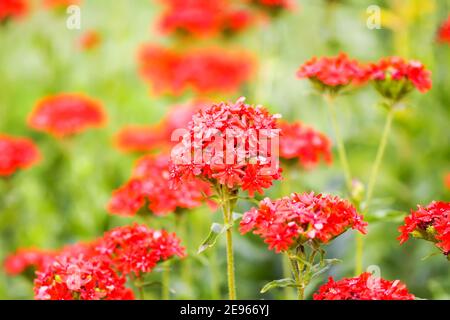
[288,255,313,268]
[197,223,225,254]
[364,209,407,223]
[310,259,342,280]
[260,278,297,294]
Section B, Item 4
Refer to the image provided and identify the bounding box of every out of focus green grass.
[0,0,449,299]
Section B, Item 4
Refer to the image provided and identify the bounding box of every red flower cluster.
[398,201,450,255]
[369,57,432,99]
[0,134,40,176]
[240,192,367,252]
[138,44,254,95]
[96,224,185,275]
[169,97,281,197]
[313,272,415,300]
[108,154,211,216]
[78,30,101,51]
[34,255,133,300]
[158,0,253,38]
[437,15,450,44]
[279,121,332,169]
[28,93,106,137]
[296,53,368,91]
[4,248,55,275]
[0,0,28,21]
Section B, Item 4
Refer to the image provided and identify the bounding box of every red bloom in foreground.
[169,97,281,197]
[313,272,415,300]
[240,192,367,252]
[297,53,368,92]
[108,154,211,216]
[34,255,133,300]
[158,0,254,38]
[0,0,28,21]
[96,224,185,276]
[279,121,332,169]
[78,30,101,51]
[398,201,450,256]
[368,57,432,100]
[0,134,40,176]
[437,15,450,44]
[28,93,106,137]
[138,44,254,95]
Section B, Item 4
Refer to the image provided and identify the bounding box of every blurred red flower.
[368,57,432,100]
[0,0,28,21]
[169,97,281,197]
[34,255,133,300]
[78,30,101,51]
[158,0,254,38]
[28,93,106,138]
[0,134,40,176]
[4,248,54,275]
[437,15,450,44]
[240,192,367,253]
[279,121,332,169]
[445,173,450,190]
[313,272,415,300]
[398,201,450,256]
[108,154,211,216]
[297,53,368,92]
[42,0,80,8]
[138,44,255,95]
[96,224,185,276]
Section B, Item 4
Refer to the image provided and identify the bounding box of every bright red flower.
[313,272,415,300]
[34,255,134,300]
[96,224,185,276]
[138,44,254,95]
[0,134,40,176]
[108,154,211,216]
[28,93,106,137]
[78,30,101,51]
[279,121,332,169]
[158,0,254,38]
[0,0,28,21]
[4,248,55,275]
[368,57,432,100]
[398,201,450,256]
[240,192,367,253]
[437,15,450,44]
[297,53,368,92]
[169,97,281,196]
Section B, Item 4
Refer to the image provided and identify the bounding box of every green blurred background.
[0,0,449,299]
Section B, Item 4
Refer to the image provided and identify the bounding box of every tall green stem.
[289,255,304,300]
[365,109,395,210]
[324,94,353,193]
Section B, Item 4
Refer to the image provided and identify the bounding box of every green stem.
[161,261,171,300]
[220,185,237,300]
[324,94,353,193]
[365,109,395,210]
[288,255,303,300]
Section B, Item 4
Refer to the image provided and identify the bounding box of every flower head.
[96,224,185,276]
[297,53,368,93]
[108,154,211,216]
[368,57,432,101]
[4,248,55,276]
[240,192,367,252]
[78,30,101,51]
[313,272,415,300]
[138,44,254,95]
[0,0,28,21]
[0,134,40,176]
[34,255,133,300]
[279,121,332,169]
[169,97,281,196]
[28,93,106,137]
[437,15,450,44]
[398,201,450,256]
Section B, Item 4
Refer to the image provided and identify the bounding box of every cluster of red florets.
[279,121,332,169]
[158,0,253,38]
[0,0,28,21]
[6,224,184,300]
[398,201,450,255]
[28,93,106,138]
[437,15,450,44]
[169,97,281,197]
[240,192,367,252]
[138,44,254,95]
[0,134,40,176]
[108,154,211,216]
[313,272,415,300]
